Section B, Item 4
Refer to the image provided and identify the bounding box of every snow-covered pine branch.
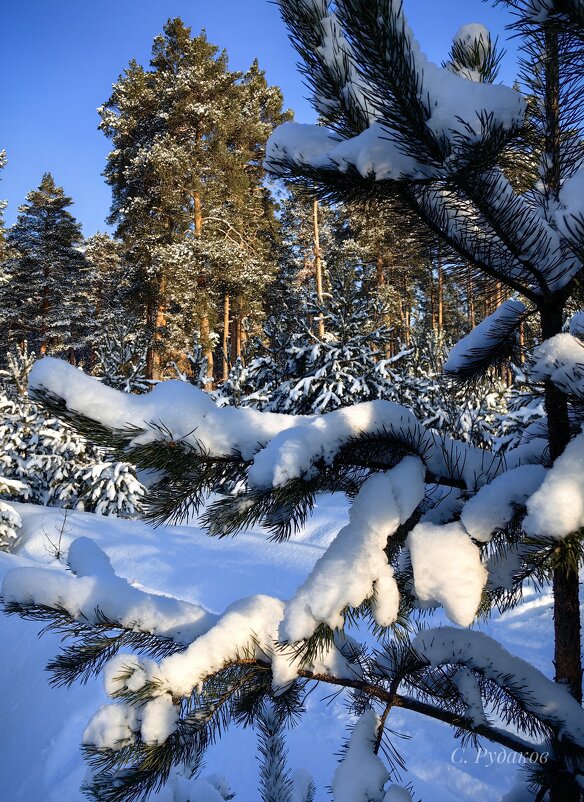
[11,352,584,797]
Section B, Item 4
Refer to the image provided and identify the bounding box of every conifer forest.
[4,1,584,800]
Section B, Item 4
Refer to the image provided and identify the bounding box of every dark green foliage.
[2,173,90,358]
[100,19,291,376]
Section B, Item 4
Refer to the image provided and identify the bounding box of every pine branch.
[2,601,184,687]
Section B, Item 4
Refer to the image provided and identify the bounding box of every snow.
[154,594,284,698]
[2,536,217,644]
[263,122,341,174]
[31,357,507,495]
[280,459,425,642]
[444,300,526,377]
[140,694,179,745]
[460,465,547,543]
[453,667,487,728]
[454,23,490,50]
[104,652,157,697]
[412,627,584,746]
[266,5,525,178]
[529,332,584,400]
[29,357,301,462]
[322,123,432,181]
[247,400,423,488]
[556,167,584,240]
[0,501,575,801]
[383,787,413,802]
[570,310,584,338]
[83,702,140,749]
[407,522,487,627]
[331,709,389,802]
[523,429,584,539]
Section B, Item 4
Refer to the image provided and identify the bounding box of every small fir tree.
[2,173,90,359]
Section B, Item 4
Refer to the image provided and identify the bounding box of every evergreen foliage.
[99,19,291,379]
[0,393,145,517]
[94,321,150,394]
[2,173,90,359]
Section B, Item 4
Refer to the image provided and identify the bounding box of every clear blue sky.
[0,0,519,236]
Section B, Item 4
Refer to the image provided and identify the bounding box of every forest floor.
[0,498,557,802]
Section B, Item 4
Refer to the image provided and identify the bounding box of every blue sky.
[0,0,519,236]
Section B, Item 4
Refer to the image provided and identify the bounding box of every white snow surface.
[0,500,577,802]
[407,522,487,627]
[2,535,217,644]
[523,429,584,539]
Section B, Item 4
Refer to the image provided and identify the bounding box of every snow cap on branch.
[413,627,584,745]
[529,333,584,400]
[332,709,389,802]
[279,458,425,642]
[460,464,547,543]
[407,521,487,626]
[523,429,584,540]
[444,299,526,379]
[2,537,217,644]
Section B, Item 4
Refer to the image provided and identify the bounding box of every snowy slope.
[0,499,558,802]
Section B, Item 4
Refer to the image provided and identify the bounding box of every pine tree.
[2,173,89,359]
[250,263,395,413]
[265,3,584,798]
[100,20,289,381]
[84,232,132,332]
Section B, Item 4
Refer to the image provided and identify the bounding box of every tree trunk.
[313,198,325,339]
[40,266,50,355]
[542,25,581,797]
[199,313,214,385]
[194,188,214,387]
[194,191,203,239]
[235,314,242,360]
[145,295,155,381]
[145,271,167,381]
[541,303,582,802]
[153,270,167,380]
[518,320,525,363]
[437,250,443,336]
[466,264,475,330]
[222,293,230,382]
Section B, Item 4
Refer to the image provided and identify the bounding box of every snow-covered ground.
[0,498,556,802]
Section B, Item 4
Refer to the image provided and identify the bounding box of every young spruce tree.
[2,173,89,359]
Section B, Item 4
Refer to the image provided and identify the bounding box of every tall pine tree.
[100,19,289,381]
